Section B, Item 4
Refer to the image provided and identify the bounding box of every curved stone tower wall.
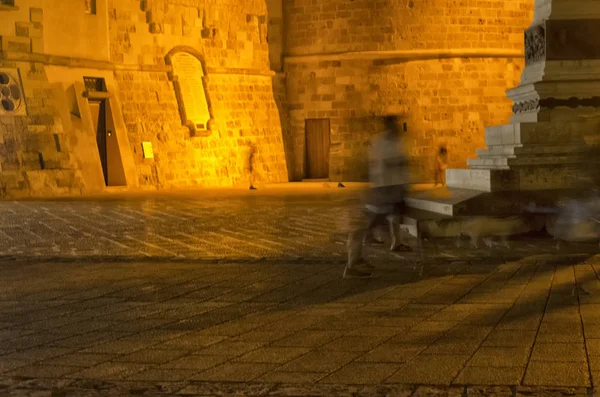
[110,0,289,188]
[284,0,534,182]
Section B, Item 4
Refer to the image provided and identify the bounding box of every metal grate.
[83,77,106,92]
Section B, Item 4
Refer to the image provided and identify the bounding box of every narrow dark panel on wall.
[53,134,61,152]
[38,153,45,170]
[84,0,97,15]
[83,77,106,92]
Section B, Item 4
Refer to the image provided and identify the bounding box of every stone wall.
[285,0,531,56]
[286,57,524,181]
[0,0,289,198]
[0,4,87,198]
[109,0,289,188]
[0,61,86,198]
[283,0,534,182]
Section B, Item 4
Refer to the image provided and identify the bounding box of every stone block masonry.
[116,70,288,187]
[0,4,86,199]
[0,0,289,198]
[0,61,85,198]
[285,0,532,57]
[286,57,524,182]
[283,0,534,182]
[109,0,289,189]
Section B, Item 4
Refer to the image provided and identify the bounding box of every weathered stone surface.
[283,0,533,181]
[0,0,289,198]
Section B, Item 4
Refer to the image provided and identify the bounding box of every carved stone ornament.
[512,99,540,114]
[525,23,546,65]
[513,97,600,113]
[0,69,26,116]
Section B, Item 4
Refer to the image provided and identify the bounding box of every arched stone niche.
[165,47,214,137]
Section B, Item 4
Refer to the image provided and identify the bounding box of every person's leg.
[388,214,411,252]
[389,192,412,252]
[249,171,257,190]
[363,211,385,244]
[344,228,373,278]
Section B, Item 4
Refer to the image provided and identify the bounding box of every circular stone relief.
[0,73,23,113]
[1,99,15,111]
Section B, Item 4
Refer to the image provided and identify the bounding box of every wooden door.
[89,101,108,185]
[305,118,330,179]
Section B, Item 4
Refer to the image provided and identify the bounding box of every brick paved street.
[1,188,600,396]
[0,187,590,262]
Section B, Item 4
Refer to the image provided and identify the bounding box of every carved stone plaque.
[546,19,600,61]
[0,68,27,116]
[142,142,154,159]
[525,23,546,66]
[170,52,210,131]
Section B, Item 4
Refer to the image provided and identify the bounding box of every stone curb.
[0,378,594,397]
[0,253,591,266]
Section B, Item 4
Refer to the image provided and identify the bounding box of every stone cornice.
[513,97,600,114]
[0,4,19,11]
[283,48,524,64]
[0,52,273,76]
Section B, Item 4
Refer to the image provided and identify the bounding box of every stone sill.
[0,5,19,11]
[191,129,211,138]
[284,48,524,64]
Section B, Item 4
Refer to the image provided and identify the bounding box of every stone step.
[484,122,589,148]
[404,186,486,216]
[507,155,587,167]
[446,169,499,191]
[467,158,509,169]
[400,207,545,239]
[476,146,520,157]
[446,165,589,191]
[513,144,591,156]
[402,189,565,238]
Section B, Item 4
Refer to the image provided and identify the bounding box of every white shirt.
[369,132,410,188]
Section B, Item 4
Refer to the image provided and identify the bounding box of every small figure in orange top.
[434,145,448,186]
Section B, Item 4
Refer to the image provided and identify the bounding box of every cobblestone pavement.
[1,253,600,395]
[1,189,600,395]
[0,188,595,262]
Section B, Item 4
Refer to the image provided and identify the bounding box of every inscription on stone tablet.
[171,52,210,130]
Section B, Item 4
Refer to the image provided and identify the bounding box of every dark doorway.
[89,100,108,185]
[305,118,331,179]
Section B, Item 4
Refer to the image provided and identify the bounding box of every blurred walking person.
[247,142,258,190]
[344,115,413,279]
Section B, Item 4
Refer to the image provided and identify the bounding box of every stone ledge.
[207,66,275,77]
[284,48,524,64]
[0,4,19,11]
[0,379,593,396]
[0,52,274,77]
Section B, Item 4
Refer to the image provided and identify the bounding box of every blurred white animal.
[455,216,531,249]
[527,194,600,249]
[547,199,600,248]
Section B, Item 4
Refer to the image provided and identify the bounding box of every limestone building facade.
[282,0,534,182]
[0,0,536,198]
[0,0,289,198]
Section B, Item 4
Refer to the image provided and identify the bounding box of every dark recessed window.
[83,77,107,92]
[84,0,97,15]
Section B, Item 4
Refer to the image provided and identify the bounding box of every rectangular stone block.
[446,168,520,192]
[0,36,31,52]
[31,38,44,53]
[15,22,43,38]
[30,8,43,23]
